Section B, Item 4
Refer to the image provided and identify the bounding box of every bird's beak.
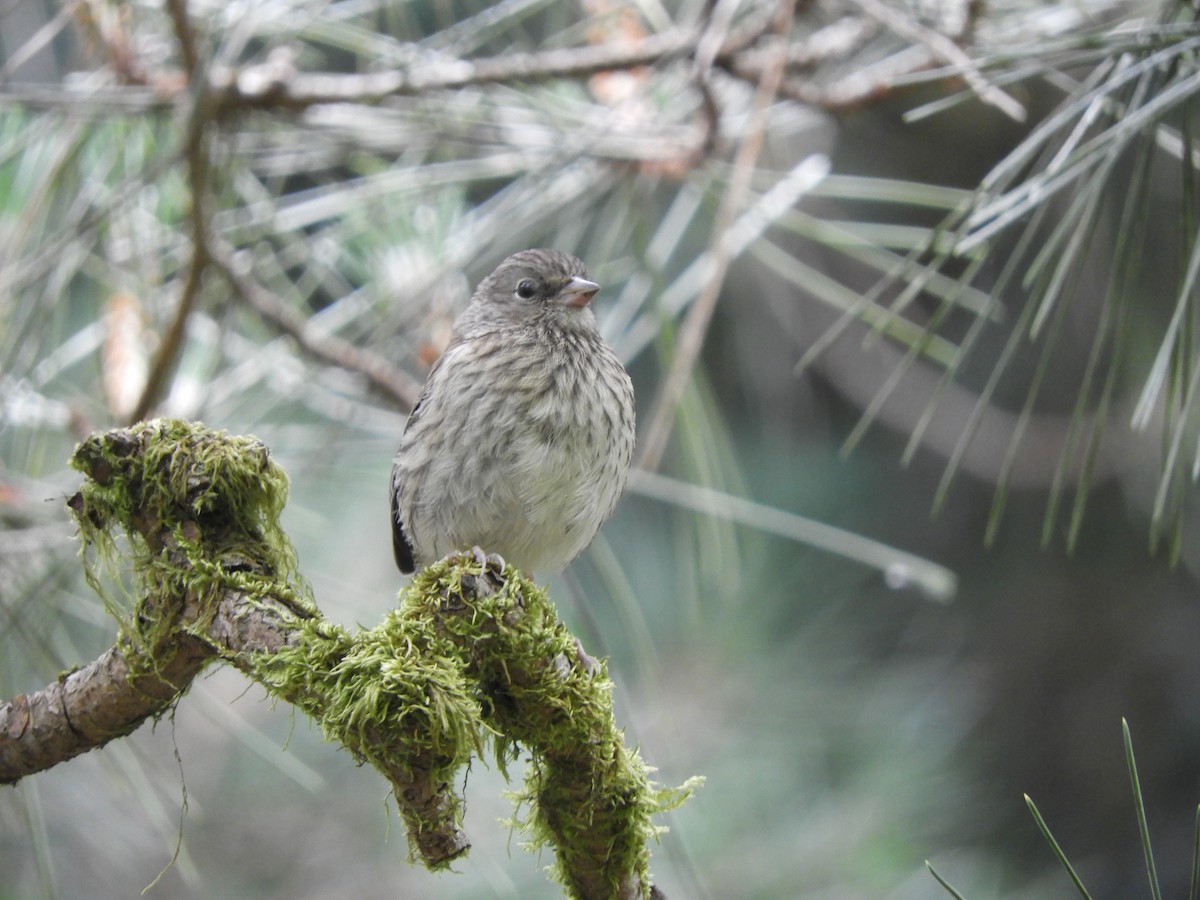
[555,276,600,308]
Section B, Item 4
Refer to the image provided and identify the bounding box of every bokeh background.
[3,1,1200,898]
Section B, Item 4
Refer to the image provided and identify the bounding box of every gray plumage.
[390,248,635,574]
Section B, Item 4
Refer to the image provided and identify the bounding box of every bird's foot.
[468,545,507,576]
[452,546,508,597]
[551,638,600,680]
[573,637,599,676]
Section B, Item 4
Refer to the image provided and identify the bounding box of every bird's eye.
[516,279,537,299]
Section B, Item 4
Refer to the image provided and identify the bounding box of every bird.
[390,248,635,576]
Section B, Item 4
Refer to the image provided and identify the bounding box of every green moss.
[67,419,313,673]
[252,612,486,866]
[70,419,293,558]
[66,420,701,897]
[404,557,704,898]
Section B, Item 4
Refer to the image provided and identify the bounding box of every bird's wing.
[389,335,481,575]
[390,468,417,574]
[390,387,431,575]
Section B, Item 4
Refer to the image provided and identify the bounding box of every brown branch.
[0,633,213,783]
[0,547,471,860]
[0,567,471,863]
[208,12,793,114]
[209,237,424,410]
[0,421,465,863]
[127,234,207,424]
[0,26,776,115]
[212,26,704,111]
[164,0,199,76]
[0,583,311,783]
[3,5,1017,124]
[0,427,312,783]
[0,422,689,894]
[127,2,214,424]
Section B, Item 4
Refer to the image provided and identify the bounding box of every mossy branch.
[0,420,699,900]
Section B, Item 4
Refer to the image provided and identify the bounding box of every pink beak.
[556,276,600,308]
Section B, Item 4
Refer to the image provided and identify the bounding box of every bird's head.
[459,248,601,335]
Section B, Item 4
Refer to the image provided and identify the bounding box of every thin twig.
[215,26,703,111]
[637,1,796,470]
[1,12,920,120]
[772,44,932,111]
[208,237,424,410]
[128,0,212,423]
[165,0,200,76]
[212,15,789,113]
[126,231,207,424]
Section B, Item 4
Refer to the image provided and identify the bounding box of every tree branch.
[0,421,696,898]
[1,8,1023,123]
[127,0,214,423]
[209,237,424,409]
[212,27,704,111]
[0,633,213,782]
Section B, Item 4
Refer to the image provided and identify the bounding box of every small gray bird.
[390,248,635,575]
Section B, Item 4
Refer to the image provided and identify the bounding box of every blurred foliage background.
[3,0,1200,897]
